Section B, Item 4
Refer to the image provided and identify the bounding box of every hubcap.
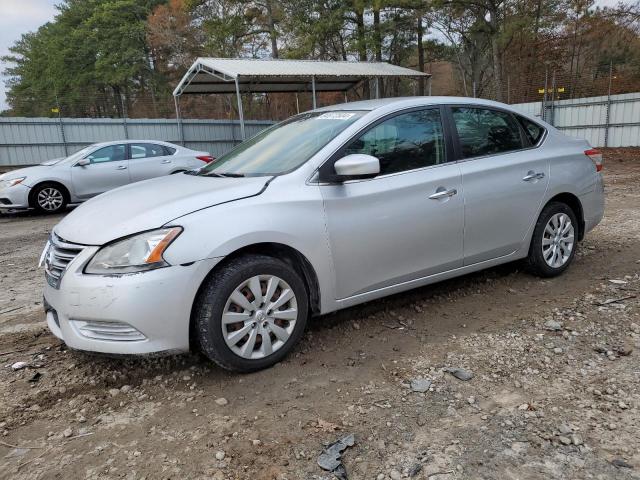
[221,275,298,360]
[542,213,574,268]
[37,187,64,211]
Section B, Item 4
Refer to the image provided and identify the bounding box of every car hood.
[41,157,65,166]
[55,173,270,245]
[0,165,54,183]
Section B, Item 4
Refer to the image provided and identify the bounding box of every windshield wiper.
[203,172,245,178]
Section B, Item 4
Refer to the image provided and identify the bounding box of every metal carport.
[173,58,430,140]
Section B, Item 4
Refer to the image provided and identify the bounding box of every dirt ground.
[1,148,639,480]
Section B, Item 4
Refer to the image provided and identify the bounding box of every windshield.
[198,111,365,177]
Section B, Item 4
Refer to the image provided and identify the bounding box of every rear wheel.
[194,254,309,372]
[526,202,578,277]
[31,183,68,214]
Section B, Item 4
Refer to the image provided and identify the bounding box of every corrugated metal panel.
[196,58,430,78]
[175,58,429,95]
[512,92,640,147]
[0,118,273,166]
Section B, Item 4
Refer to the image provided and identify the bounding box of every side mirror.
[332,154,380,182]
[76,158,90,167]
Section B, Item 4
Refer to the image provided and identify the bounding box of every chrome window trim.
[308,105,450,185]
[447,105,548,164]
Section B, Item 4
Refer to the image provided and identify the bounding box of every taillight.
[585,149,603,172]
[196,155,215,164]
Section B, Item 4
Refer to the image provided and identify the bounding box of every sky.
[0,0,58,110]
[0,0,626,111]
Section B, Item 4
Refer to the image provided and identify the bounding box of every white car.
[0,140,214,213]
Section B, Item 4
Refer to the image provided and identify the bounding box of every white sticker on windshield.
[317,112,355,120]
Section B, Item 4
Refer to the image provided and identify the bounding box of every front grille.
[0,198,11,205]
[74,320,146,342]
[44,233,85,288]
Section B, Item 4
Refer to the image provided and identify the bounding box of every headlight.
[85,227,182,274]
[0,177,26,188]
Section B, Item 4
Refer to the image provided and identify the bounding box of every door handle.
[428,188,458,200]
[522,171,544,181]
[116,165,127,170]
[161,160,172,164]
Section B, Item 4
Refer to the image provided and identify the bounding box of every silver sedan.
[41,97,604,371]
[0,140,214,213]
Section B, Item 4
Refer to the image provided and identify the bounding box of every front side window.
[343,108,446,175]
[86,145,126,163]
[130,143,165,159]
[451,107,524,158]
[198,111,365,177]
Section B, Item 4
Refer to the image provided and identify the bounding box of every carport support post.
[173,95,185,146]
[311,76,317,109]
[375,78,380,99]
[235,77,246,140]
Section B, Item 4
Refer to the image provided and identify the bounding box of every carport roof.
[173,57,430,95]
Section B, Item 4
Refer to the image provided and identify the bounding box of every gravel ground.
[0,148,639,480]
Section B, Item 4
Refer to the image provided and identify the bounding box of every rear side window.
[451,107,524,158]
[343,108,446,175]
[130,143,166,159]
[517,116,545,145]
[163,146,177,155]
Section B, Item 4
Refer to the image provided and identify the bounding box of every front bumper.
[0,183,31,211]
[43,244,222,355]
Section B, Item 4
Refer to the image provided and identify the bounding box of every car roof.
[87,140,180,148]
[314,96,519,112]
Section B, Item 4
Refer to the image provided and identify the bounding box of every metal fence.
[0,117,273,167]
[1,90,639,167]
[512,91,640,148]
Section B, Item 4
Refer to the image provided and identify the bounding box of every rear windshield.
[198,111,365,177]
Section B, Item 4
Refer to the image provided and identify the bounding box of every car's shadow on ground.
[63,259,526,383]
[0,206,74,221]
[310,260,524,331]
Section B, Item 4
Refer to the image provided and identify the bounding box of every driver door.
[319,108,464,300]
[71,144,130,199]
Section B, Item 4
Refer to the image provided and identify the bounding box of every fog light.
[71,320,146,342]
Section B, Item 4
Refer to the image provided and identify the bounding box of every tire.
[194,254,309,372]
[30,182,68,214]
[526,201,578,277]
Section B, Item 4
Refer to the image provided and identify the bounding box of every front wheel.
[526,202,578,277]
[194,254,309,372]
[31,183,68,214]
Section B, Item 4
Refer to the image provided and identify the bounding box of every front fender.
[162,180,337,313]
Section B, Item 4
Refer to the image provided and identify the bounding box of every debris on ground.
[410,378,432,393]
[611,458,633,469]
[10,361,28,370]
[317,433,355,480]
[544,319,563,331]
[444,367,474,381]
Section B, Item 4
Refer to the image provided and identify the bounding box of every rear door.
[71,144,130,198]
[449,106,549,265]
[128,143,175,182]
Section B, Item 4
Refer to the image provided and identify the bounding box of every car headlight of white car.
[85,227,182,274]
[0,177,26,189]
